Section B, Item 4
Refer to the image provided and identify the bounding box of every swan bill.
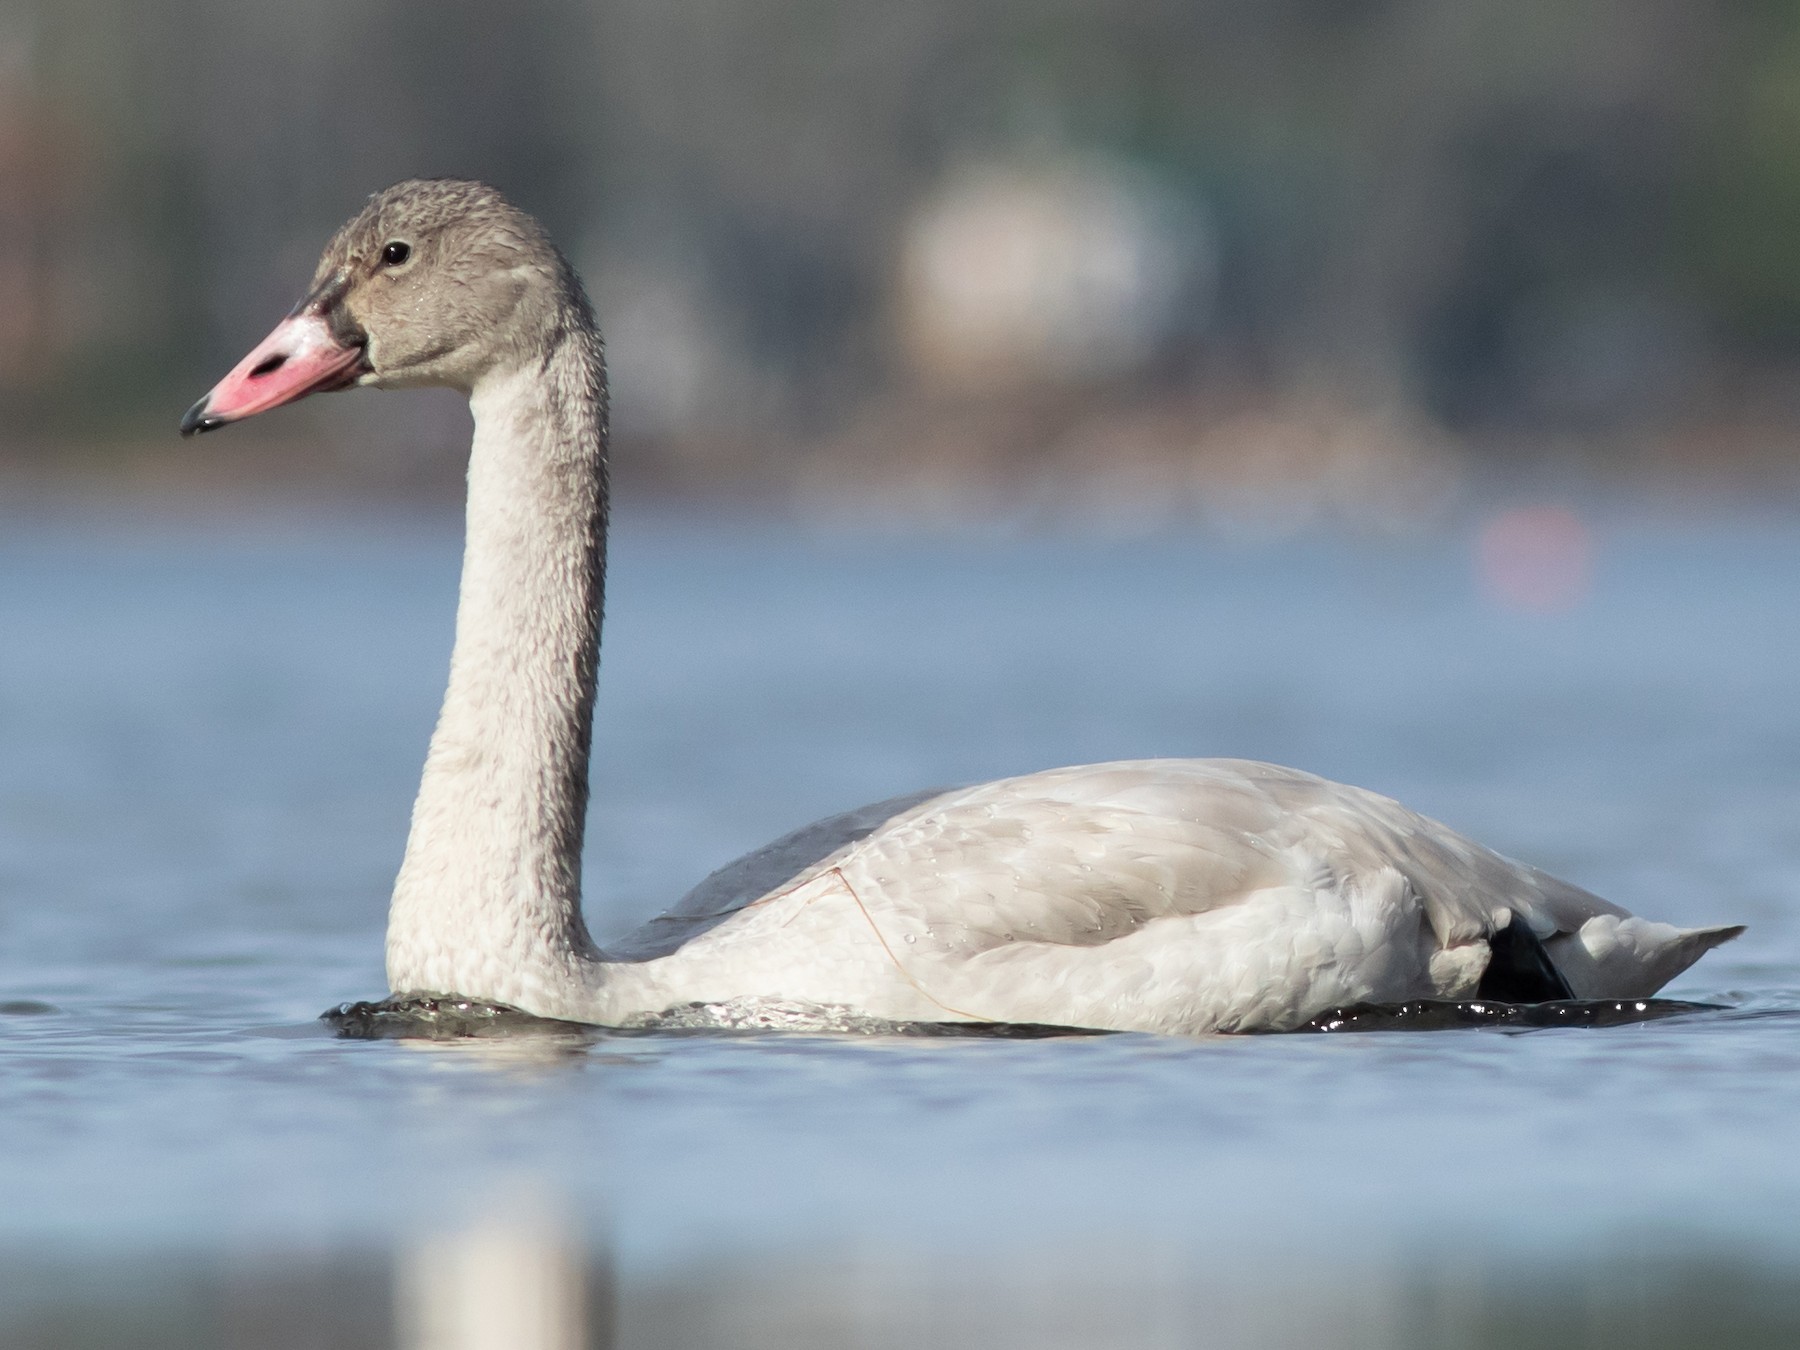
[179,310,367,436]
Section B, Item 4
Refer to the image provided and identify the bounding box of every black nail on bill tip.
[178,399,224,437]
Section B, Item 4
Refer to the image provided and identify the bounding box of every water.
[1,507,1797,1346]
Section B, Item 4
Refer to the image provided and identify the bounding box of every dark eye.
[381,240,411,267]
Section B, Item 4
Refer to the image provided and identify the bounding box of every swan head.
[180,178,587,435]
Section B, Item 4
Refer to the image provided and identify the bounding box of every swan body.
[181,179,1741,1035]
[583,760,1736,1033]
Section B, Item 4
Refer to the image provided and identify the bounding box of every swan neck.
[385,319,612,1009]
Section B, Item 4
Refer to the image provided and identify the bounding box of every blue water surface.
[0,505,1795,1342]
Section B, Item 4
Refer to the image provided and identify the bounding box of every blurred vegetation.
[3,1,1800,512]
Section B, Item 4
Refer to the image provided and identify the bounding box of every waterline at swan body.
[179,179,1741,1035]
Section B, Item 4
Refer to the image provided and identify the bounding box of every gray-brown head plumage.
[312,178,598,393]
[180,177,602,434]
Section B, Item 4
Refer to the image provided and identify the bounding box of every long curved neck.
[385,316,611,1009]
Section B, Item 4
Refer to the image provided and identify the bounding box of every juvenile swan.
[180,180,1741,1034]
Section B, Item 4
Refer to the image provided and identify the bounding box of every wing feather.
[615,758,1626,968]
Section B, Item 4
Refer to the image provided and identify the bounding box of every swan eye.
[381,240,412,267]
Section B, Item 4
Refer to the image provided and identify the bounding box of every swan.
[178,179,1742,1035]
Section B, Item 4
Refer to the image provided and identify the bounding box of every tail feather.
[1545,916,1744,1000]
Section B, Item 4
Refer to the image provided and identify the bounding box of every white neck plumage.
[384,318,611,1010]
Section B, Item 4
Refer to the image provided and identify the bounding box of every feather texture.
[580,760,1741,1033]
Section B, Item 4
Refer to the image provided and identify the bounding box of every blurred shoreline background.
[7,1,1800,527]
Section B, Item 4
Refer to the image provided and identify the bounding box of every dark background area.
[5,0,1800,514]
